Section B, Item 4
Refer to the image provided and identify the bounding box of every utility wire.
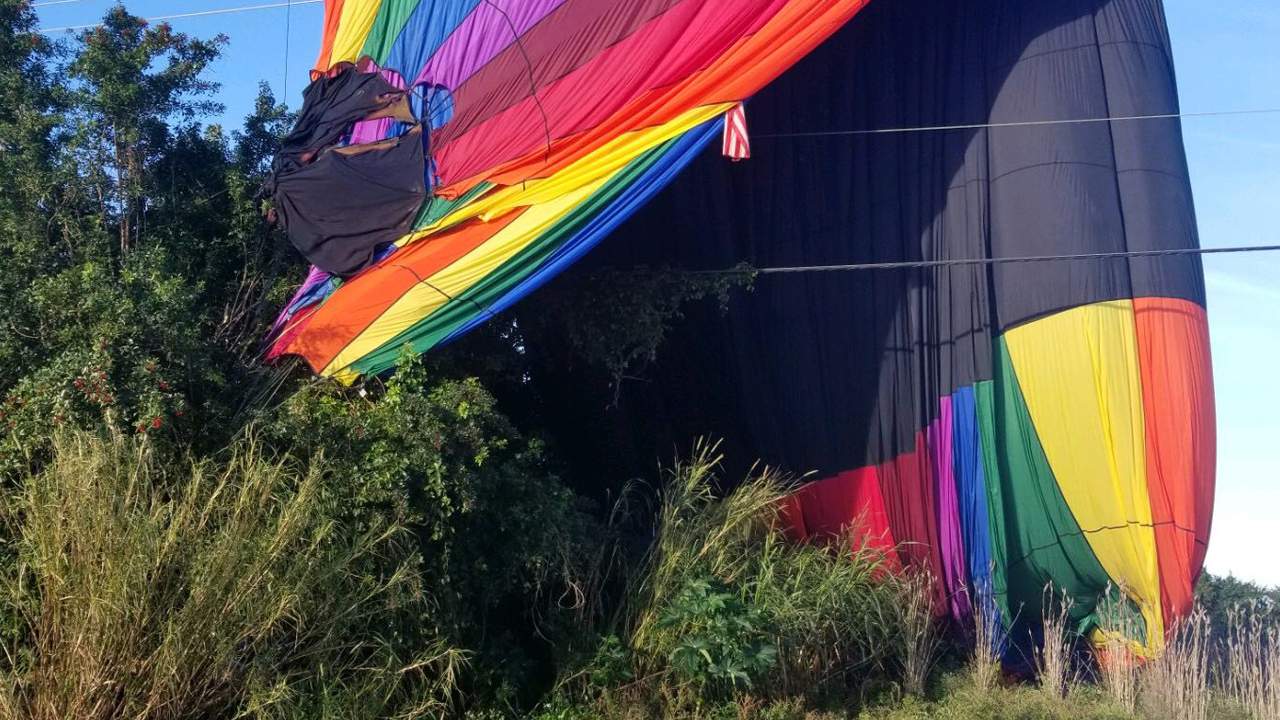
[282,0,292,100]
[755,108,1280,138]
[39,0,322,32]
[685,244,1280,276]
[32,0,88,7]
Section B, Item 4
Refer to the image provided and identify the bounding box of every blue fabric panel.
[952,386,998,622]
[382,0,486,86]
[439,117,723,343]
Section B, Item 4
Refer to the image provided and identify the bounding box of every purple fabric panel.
[349,69,408,145]
[415,0,567,90]
[930,395,971,620]
[271,265,332,336]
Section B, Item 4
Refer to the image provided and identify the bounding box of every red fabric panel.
[435,0,869,196]
[787,466,900,571]
[440,0,682,140]
[878,433,948,609]
[280,209,525,372]
[1134,297,1216,626]
[434,0,786,191]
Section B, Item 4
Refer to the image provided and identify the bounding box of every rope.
[755,108,1280,139]
[39,0,323,32]
[683,244,1280,276]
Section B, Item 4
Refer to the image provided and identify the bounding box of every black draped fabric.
[272,126,426,277]
[264,66,425,277]
[540,0,1212,640]
[587,0,1202,478]
[272,66,413,176]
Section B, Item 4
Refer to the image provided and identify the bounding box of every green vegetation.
[0,2,1276,718]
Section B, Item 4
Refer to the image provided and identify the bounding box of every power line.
[39,0,322,33]
[282,0,292,99]
[755,108,1280,139]
[32,0,88,7]
[685,244,1280,276]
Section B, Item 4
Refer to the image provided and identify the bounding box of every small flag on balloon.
[722,102,750,161]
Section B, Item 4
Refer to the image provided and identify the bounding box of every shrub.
[565,442,902,713]
[260,354,600,707]
[0,431,461,720]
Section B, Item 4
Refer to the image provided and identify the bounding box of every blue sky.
[35,1,1280,586]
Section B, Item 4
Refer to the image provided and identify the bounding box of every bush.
[0,431,461,720]
[559,442,902,714]
[260,354,600,709]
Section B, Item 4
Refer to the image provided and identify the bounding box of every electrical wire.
[755,108,1280,138]
[39,0,322,32]
[683,244,1280,276]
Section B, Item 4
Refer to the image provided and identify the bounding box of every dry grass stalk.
[969,589,1004,692]
[1095,585,1141,713]
[897,569,941,697]
[1035,584,1078,700]
[1142,607,1211,720]
[1224,602,1280,720]
[0,433,463,720]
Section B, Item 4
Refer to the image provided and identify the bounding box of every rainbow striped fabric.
[267,0,872,380]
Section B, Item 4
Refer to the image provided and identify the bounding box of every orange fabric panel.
[312,0,347,77]
[439,0,871,197]
[282,210,525,372]
[1134,297,1216,625]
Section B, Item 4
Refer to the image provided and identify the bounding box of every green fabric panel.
[349,134,677,376]
[412,182,494,230]
[360,0,423,65]
[974,379,1013,626]
[979,339,1137,638]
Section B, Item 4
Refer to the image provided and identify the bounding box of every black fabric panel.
[274,126,426,277]
[272,66,408,176]
[570,0,1201,478]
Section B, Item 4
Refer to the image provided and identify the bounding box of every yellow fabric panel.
[321,180,606,378]
[1004,300,1165,648]
[330,0,384,66]
[418,103,733,236]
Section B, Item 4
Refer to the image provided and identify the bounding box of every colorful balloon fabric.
[268,0,1215,654]
[266,0,872,381]
[580,0,1214,653]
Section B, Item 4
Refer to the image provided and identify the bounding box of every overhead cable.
[755,108,1280,138]
[39,0,322,32]
[685,244,1280,275]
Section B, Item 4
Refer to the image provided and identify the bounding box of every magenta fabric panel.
[349,68,407,145]
[416,0,569,91]
[930,395,971,620]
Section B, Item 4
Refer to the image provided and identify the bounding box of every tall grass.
[1094,585,1142,713]
[1141,607,1211,720]
[616,441,903,705]
[1035,585,1078,700]
[0,432,463,720]
[1224,602,1280,720]
[968,588,1004,692]
[895,569,941,697]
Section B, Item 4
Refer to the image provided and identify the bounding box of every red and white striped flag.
[722,102,750,161]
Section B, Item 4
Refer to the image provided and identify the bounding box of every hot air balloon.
[265,0,1214,653]
[572,0,1215,653]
